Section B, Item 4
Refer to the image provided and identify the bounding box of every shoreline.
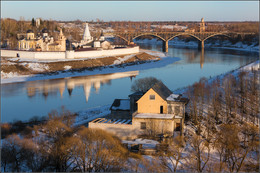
[174,59,260,94]
[2,59,259,130]
[1,41,258,84]
[75,59,259,127]
[1,50,167,84]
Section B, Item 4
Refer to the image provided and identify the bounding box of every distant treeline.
[1,18,259,49]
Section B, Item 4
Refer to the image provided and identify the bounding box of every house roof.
[110,99,130,111]
[151,82,173,100]
[128,91,144,97]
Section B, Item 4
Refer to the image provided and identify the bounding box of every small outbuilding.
[110,99,131,119]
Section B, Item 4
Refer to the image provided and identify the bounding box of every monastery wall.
[74,46,139,59]
[1,46,139,60]
[1,50,36,59]
[34,51,66,59]
[1,50,66,59]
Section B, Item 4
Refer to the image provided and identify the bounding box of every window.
[140,122,146,130]
[150,95,155,100]
[175,106,180,115]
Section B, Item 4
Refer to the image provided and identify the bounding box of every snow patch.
[166,94,180,101]
[140,49,166,57]
[74,105,110,126]
[1,72,20,79]
[22,63,49,72]
[64,66,72,70]
[113,54,136,65]
[123,138,159,149]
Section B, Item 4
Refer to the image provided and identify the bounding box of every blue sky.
[1,1,259,21]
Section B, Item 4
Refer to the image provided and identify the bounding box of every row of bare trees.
[179,68,259,172]
[1,18,59,49]
[1,110,141,172]
[128,71,259,172]
[1,69,259,172]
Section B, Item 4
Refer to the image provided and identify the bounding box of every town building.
[89,82,189,139]
[200,17,206,32]
[73,23,112,50]
[36,18,41,28]
[18,28,66,51]
[72,23,94,48]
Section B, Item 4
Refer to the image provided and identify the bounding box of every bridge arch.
[203,33,232,42]
[112,35,129,43]
[133,33,166,42]
[168,33,202,42]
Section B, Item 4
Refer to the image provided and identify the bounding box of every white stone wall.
[1,46,139,60]
[34,51,65,59]
[1,50,65,59]
[74,47,139,59]
[1,50,36,59]
[65,50,75,59]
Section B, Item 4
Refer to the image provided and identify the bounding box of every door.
[160,106,163,114]
[175,123,180,131]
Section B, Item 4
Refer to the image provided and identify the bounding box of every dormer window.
[150,95,155,100]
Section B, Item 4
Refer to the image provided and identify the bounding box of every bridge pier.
[198,40,204,50]
[162,40,168,52]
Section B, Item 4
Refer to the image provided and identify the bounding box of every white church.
[72,23,109,49]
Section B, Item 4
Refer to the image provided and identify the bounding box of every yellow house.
[133,82,188,137]
[89,82,189,139]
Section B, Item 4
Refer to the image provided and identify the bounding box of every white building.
[36,18,41,28]
[73,23,94,48]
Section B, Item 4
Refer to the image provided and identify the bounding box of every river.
[1,42,258,122]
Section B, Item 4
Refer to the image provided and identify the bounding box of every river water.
[1,42,258,122]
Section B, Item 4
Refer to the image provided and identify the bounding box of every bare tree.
[159,136,186,172]
[223,74,236,123]
[72,127,129,172]
[188,134,210,172]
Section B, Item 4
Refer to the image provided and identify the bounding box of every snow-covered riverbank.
[1,50,169,84]
[74,59,259,126]
[174,59,260,94]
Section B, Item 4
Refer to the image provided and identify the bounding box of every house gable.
[137,88,168,114]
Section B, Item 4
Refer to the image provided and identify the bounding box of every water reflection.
[2,43,258,122]
[200,49,204,69]
[25,71,139,102]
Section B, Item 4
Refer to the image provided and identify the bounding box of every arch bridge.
[103,31,255,52]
